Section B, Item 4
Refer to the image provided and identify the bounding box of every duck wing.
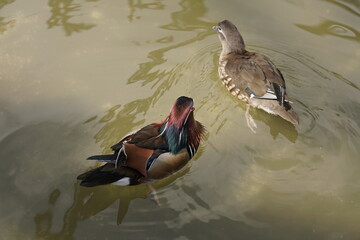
[126,124,168,150]
[224,51,288,106]
[80,123,169,186]
[111,123,168,174]
[110,123,166,152]
[88,123,167,162]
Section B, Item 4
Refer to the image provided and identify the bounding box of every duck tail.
[87,154,117,162]
[277,106,299,125]
[254,99,299,125]
[77,164,119,187]
[77,164,143,187]
[87,148,127,167]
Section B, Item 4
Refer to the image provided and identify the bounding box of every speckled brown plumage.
[213,20,299,129]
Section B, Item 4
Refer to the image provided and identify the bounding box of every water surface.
[1,0,360,239]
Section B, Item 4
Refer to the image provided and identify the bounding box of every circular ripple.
[328,24,357,37]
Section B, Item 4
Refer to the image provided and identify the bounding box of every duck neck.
[162,123,188,154]
[160,113,205,155]
[219,36,245,61]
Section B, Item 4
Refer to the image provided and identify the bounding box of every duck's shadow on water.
[251,108,298,142]
[215,97,299,142]
[34,166,190,238]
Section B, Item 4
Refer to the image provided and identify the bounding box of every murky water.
[1,0,360,239]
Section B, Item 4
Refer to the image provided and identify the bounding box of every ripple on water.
[328,24,357,37]
[154,40,360,228]
[296,19,360,42]
[54,31,360,232]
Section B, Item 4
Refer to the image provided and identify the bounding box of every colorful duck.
[213,20,299,132]
[77,96,205,187]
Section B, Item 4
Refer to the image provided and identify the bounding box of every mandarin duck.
[77,96,205,187]
[213,20,299,132]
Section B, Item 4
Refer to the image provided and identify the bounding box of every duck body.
[77,96,205,187]
[213,20,299,127]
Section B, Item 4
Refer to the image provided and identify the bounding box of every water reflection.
[251,108,298,142]
[1,0,360,238]
[92,0,300,150]
[323,0,360,17]
[296,20,360,42]
[47,0,97,36]
[128,0,165,22]
[161,0,212,30]
[0,0,16,34]
[34,168,190,239]
[94,0,214,151]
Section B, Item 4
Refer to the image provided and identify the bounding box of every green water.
[1,0,360,239]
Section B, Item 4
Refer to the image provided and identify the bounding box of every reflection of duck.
[78,96,205,187]
[34,168,191,239]
[213,20,299,132]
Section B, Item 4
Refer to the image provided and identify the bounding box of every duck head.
[161,96,201,154]
[213,20,245,57]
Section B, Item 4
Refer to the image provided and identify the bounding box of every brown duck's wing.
[251,53,285,87]
[225,52,287,103]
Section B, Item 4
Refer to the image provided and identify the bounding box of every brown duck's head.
[167,96,195,129]
[213,20,245,55]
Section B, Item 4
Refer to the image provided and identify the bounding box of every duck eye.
[218,27,222,32]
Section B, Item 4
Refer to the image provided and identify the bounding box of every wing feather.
[224,51,287,104]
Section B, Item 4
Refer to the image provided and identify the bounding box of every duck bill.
[212,25,225,41]
[212,25,220,32]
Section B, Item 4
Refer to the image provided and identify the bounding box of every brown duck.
[77,96,205,187]
[213,20,299,132]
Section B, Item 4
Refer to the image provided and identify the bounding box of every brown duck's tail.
[277,106,299,125]
[252,99,299,125]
